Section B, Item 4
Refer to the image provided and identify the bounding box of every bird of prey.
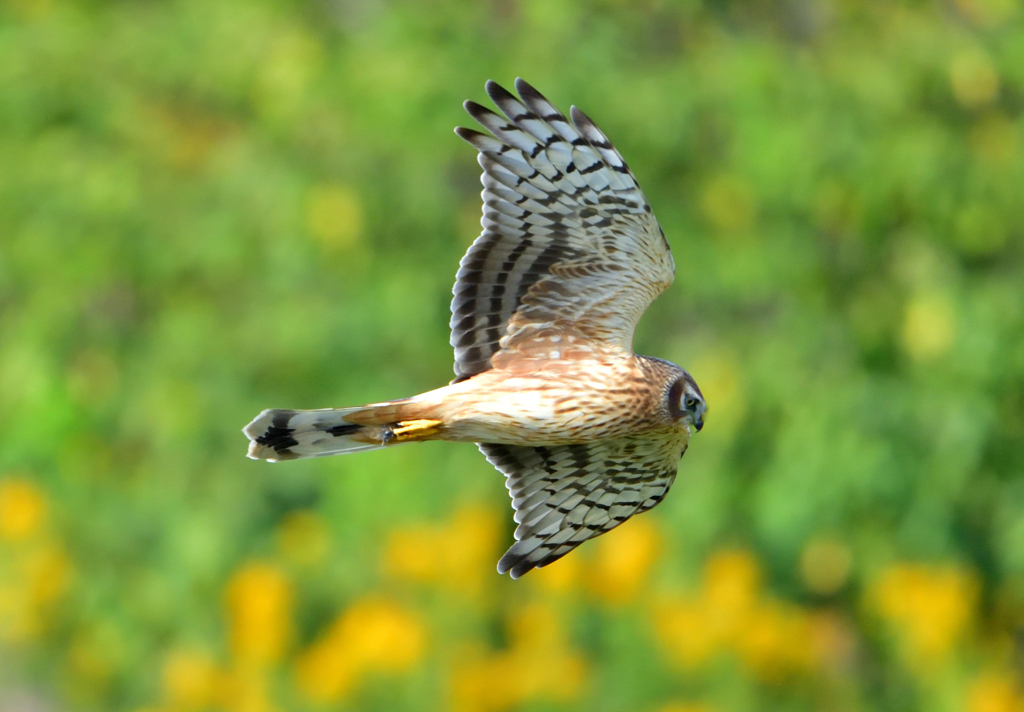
[244,79,706,579]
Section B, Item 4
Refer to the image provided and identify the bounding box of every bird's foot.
[388,419,443,443]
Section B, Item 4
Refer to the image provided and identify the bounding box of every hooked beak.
[694,416,703,433]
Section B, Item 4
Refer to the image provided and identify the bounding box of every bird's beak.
[694,417,703,433]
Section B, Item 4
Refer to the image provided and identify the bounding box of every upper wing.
[450,79,675,382]
[479,432,686,579]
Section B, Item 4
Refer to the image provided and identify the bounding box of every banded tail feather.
[244,406,442,462]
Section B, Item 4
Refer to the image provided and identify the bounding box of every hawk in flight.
[244,79,706,579]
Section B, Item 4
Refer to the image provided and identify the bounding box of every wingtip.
[464,100,496,122]
[509,561,530,579]
[513,77,539,99]
[572,106,601,139]
[496,550,533,579]
[485,79,515,104]
[496,553,514,577]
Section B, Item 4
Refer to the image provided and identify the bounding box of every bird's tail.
[244,400,443,462]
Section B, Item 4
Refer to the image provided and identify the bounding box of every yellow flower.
[654,594,720,669]
[293,638,357,703]
[704,550,761,604]
[25,540,72,607]
[162,650,222,710]
[512,602,588,696]
[0,478,47,542]
[224,563,293,669]
[450,602,585,712]
[588,516,661,605]
[509,645,585,703]
[0,540,73,642]
[967,672,1024,712]
[702,548,761,639]
[657,548,829,679]
[655,549,764,669]
[450,646,520,712]
[736,599,816,682]
[294,596,426,703]
[384,505,501,598]
[870,562,978,670]
[344,597,427,672]
[529,551,581,594]
[506,601,567,655]
[220,668,277,712]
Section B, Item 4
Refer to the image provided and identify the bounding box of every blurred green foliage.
[1,0,1024,710]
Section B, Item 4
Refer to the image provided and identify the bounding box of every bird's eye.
[684,397,697,408]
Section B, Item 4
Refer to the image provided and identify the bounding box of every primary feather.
[450,78,675,382]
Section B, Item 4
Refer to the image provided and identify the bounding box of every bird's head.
[667,371,705,434]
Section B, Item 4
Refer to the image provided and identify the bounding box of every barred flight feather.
[450,78,674,382]
[480,434,682,579]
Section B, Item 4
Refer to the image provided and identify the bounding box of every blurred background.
[1,0,1023,710]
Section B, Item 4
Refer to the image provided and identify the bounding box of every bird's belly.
[440,375,649,445]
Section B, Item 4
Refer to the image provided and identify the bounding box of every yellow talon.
[390,419,443,443]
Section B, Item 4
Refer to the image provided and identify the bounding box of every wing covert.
[450,79,675,382]
[479,434,683,579]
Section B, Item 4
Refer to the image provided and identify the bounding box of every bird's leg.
[387,419,444,443]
